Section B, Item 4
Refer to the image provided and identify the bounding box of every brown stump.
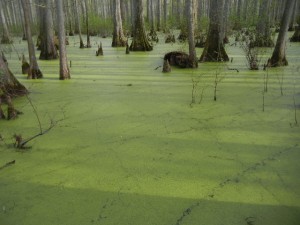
[162,59,171,73]
[0,98,5,119]
[96,43,103,56]
[125,42,130,54]
[165,34,175,43]
[21,54,30,74]
[290,26,300,42]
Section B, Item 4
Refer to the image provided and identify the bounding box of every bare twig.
[293,95,298,126]
[26,95,42,133]
[0,160,15,171]
[14,95,65,149]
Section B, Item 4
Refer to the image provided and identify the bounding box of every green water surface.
[0,34,299,225]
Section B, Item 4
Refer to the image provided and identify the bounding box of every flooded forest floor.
[0,33,300,225]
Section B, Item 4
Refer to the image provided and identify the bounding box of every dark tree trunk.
[39,0,58,60]
[21,0,43,79]
[199,0,229,62]
[85,0,91,48]
[157,0,162,31]
[290,26,300,42]
[163,0,168,31]
[268,0,296,67]
[130,0,153,51]
[187,0,198,68]
[0,1,13,44]
[0,55,28,97]
[74,0,84,48]
[56,0,70,80]
[112,0,127,47]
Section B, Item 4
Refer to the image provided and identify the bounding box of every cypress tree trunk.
[157,0,162,31]
[56,0,70,80]
[0,55,28,97]
[0,1,13,44]
[163,0,168,31]
[84,0,91,48]
[187,0,198,68]
[112,0,127,47]
[268,0,296,67]
[74,0,84,48]
[21,0,43,79]
[199,0,229,62]
[130,0,153,51]
[39,0,58,60]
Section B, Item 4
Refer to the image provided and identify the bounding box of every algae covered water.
[0,35,300,225]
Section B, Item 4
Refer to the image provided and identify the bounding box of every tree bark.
[199,0,229,62]
[268,0,296,67]
[39,0,58,60]
[85,0,91,48]
[74,0,84,48]
[129,0,153,51]
[163,0,168,31]
[187,0,198,68]
[21,0,43,79]
[56,0,70,80]
[157,0,162,31]
[0,55,28,97]
[112,0,127,47]
[0,1,13,44]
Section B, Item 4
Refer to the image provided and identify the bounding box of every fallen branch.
[0,160,15,170]
[14,95,65,149]
[14,119,57,149]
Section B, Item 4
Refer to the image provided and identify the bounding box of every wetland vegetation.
[0,0,300,225]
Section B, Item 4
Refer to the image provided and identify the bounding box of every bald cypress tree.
[56,0,70,80]
[112,0,127,47]
[21,0,43,79]
[200,0,229,62]
[130,0,153,51]
[268,0,296,67]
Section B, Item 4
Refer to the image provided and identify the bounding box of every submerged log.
[164,51,194,68]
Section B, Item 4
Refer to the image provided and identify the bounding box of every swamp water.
[0,35,300,225]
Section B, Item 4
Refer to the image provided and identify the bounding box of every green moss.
[0,35,299,225]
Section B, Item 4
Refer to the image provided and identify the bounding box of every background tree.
[56,0,70,80]
[21,0,43,79]
[39,0,58,60]
[130,0,153,51]
[187,0,198,68]
[200,0,229,62]
[84,0,91,48]
[268,0,296,67]
[156,0,162,31]
[0,1,13,44]
[290,1,300,42]
[252,0,274,47]
[74,0,84,48]
[112,0,127,47]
